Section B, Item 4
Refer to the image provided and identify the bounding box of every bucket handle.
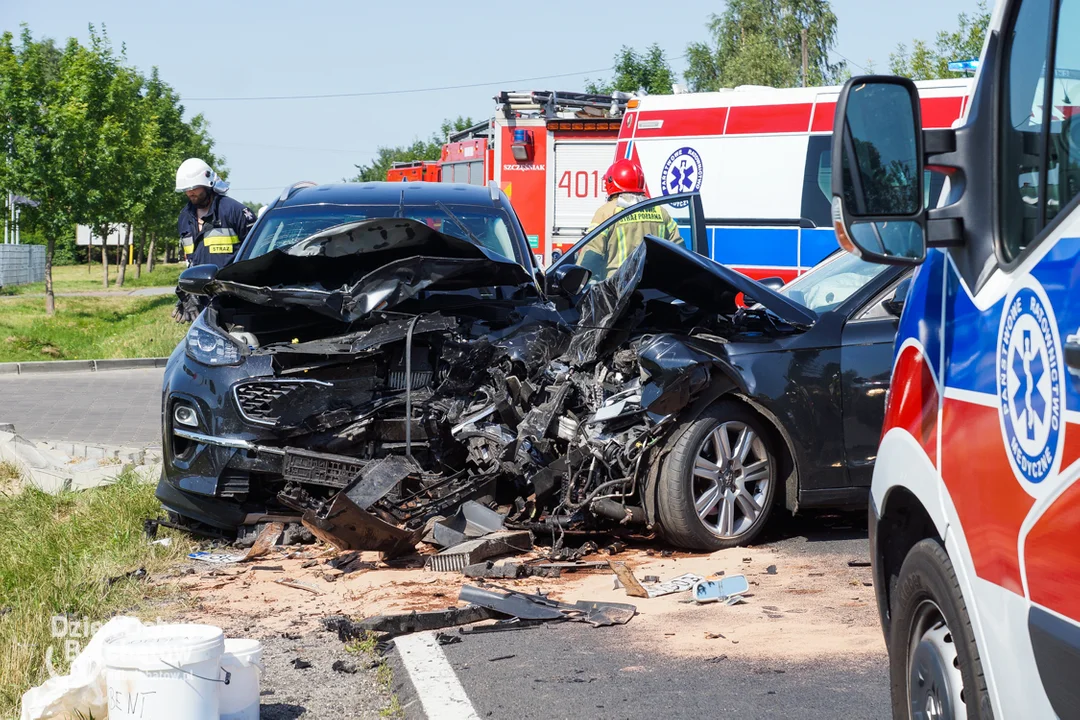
[160,660,231,685]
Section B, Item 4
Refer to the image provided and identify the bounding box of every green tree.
[586,44,676,95]
[0,29,87,315]
[684,0,844,91]
[889,1,990,80]
[351,117,474,183]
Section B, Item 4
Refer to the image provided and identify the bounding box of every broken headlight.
[185,312,244,366]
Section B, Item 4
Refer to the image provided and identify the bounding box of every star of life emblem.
[998,281,1064,485]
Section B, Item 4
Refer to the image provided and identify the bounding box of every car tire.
[888,539,994,720]
[657,401,778,550]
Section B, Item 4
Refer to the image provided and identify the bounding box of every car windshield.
[241,204,521,264]
[777,251,891,313]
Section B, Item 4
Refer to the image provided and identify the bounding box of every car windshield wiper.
[434,201,483,248]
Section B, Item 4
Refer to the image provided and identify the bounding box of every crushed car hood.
[206,218,536,323]
[565,235,817,366]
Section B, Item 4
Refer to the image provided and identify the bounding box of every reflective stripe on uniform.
[203,228,240,255]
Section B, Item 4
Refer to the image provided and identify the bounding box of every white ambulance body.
[615,80,972,282]
[830,0,1080,716]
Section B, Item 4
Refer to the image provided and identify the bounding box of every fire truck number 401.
[558,171,601,198]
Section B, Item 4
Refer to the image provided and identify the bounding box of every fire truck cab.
[439,91,629,268]
[831,1,1080,717]
[617,80,972,282]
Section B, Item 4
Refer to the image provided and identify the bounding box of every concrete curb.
[0,357,169,375]
[0,426,161,494]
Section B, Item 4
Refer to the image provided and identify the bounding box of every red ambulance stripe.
[921,96,966,129]
[940,398,1034,596]
[1025,479,1080,622]
[734,267,801,283]
[882,344,939,466]
[811,96,964,134]
[633,108,728,137]
[726,103,813,134]
[810,102,837,132]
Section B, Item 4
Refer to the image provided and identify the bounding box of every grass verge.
[0,468,186,716]
[346,634,404,719]
[0,295,186,362]
[0,263,185,296]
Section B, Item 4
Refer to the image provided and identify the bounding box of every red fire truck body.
[390,91,628,267]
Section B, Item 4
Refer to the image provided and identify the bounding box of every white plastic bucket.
[102,623,225,720]
[220,638,263,720]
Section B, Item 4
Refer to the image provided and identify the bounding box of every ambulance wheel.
[889,539,993,720]
[657,402,777,550]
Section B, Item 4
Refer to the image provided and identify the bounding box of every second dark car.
[157,182,908,550]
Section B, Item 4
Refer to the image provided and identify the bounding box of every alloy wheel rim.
[690,420,770,539]
[907,600,965,720]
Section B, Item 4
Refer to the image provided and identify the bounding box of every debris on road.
[462,560,561,580]
[424,530,534,572]
[188,522,286,564]
[848,559,871,567]
[435,632,462,646]
[691,575,749,604]
[610,561,704,599]
[766,564,778,575]
[291,658,312,670]
[274,578,324,595]
[331,659,359,674]
[356,606,502,637]
[488,654,517,662]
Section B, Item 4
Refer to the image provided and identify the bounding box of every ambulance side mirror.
[831,76,927,266]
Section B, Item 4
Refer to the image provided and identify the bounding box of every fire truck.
[390,91,629,267]
[615,79,973,282]
[386,161,441,183]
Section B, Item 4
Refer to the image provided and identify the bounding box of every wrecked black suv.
[158,181,906,551]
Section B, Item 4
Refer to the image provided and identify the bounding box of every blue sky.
[2,0,981,204]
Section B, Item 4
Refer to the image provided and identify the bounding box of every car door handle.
[1066,340,1080,370]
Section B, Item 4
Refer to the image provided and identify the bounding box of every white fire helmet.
[175,158,215,192]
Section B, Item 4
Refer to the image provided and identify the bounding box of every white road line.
[395,632,480,720]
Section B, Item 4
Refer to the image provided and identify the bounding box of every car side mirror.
[831,76,927,266]
[743,276,785,306]
[883,277,912,317]
[178,264,219,296]
[548,264,591,296]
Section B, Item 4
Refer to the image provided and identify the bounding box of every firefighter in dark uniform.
[172,158,256,321]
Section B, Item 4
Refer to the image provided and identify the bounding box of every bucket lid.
[222,638,263,667]
[103,624,224,669]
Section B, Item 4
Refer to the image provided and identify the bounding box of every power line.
[831,51,871,74]
[186,67,616,102]
[218,140,376,154]
[186,51,689,103]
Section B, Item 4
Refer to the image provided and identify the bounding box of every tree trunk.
[88,242,93,274]
[101,233,109,288]
[117,224,130,288]
[148,231,157,274]
[45,235,56,316]
[136,225,145,279]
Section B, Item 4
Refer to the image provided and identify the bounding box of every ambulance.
[829,0,1080,716]
[617,79,972,282]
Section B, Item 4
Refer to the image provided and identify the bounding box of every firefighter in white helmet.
[172,158,256,321]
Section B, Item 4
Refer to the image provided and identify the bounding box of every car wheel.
[889,539,993,720]
[657,401,777,550]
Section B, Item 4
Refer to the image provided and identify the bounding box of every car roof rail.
[488,180,500,202]
[278,180,318,203]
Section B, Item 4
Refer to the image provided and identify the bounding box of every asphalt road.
[397,622,889,720]
[0,368,163,446]
[390,512,887,720]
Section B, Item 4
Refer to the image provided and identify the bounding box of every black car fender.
[640,370,739,528]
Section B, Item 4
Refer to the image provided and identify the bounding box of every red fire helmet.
[603,159,646,198]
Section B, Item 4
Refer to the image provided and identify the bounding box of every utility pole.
[801,28,809,88]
